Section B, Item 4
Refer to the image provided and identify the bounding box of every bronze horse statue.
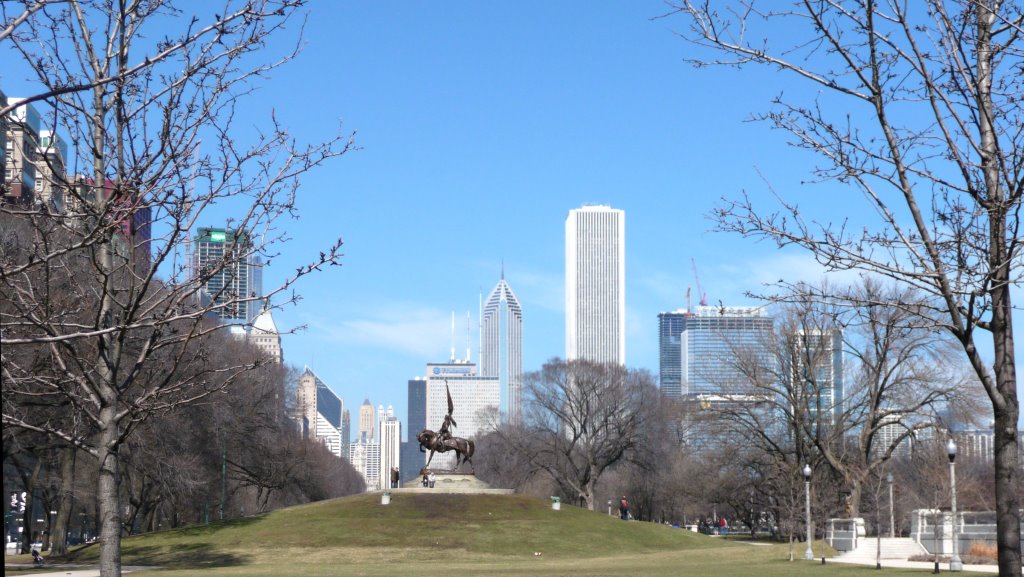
[417,428,475,471]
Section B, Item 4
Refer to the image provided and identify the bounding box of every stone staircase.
[836,537,928,562]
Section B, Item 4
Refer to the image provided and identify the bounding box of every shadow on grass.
[60,516,269,568]
[124,542,250,568]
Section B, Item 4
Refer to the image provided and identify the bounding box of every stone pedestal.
[398,473,514,494]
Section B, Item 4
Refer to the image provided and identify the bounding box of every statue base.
[398,473,513,495]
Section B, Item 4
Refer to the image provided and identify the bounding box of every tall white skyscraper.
[480,273,523,424]
[565,205,625,365]
[377,405,401,489]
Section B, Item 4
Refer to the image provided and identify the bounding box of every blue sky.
[3,2,1020,428]
[266,2,825,418]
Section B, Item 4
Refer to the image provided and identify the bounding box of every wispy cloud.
[712,250,865,303]
[303,303,455,359]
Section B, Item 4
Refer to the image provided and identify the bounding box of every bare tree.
[509,358,656,511]
[804,282,965,517]
[670,1,1021,572]
[1,2,353,575]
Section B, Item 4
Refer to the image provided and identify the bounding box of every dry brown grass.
[965,542,998,561]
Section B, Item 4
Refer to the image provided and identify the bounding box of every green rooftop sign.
[210,231,226,242]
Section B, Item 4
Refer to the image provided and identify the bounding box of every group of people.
[698,517,729,535]
[420,469,436,488]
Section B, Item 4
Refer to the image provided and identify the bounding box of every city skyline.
[3,2,1019,425]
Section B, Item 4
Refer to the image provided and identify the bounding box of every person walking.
[618,496,630,520]
[428,471,436,488]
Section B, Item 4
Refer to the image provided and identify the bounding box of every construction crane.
[691,258,708,307]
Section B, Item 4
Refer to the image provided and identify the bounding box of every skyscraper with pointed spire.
[480,269,523,424]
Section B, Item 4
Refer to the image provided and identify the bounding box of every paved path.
[828,556,1012,574]
[4,564,151,576]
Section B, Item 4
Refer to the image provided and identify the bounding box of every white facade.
[422,362,499,470]
[349,437,380,490]
[377,405,402,489]
[480,276,523,424]
[315,413,344,458]
[249,306,282,363]
[294,368,345,458]
[876,414,914,458]
[566,205,625,365]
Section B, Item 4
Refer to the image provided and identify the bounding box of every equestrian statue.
[417,382,475,472]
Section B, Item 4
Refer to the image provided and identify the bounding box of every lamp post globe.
[803,464,814,560]
[887,472,895,538]
[947,439,962,571]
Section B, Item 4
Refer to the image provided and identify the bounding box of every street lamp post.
[803,464,814,561]
[888,472,895,538]
[947,439,962,572]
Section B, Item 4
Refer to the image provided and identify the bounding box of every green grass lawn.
[6,493,994,577]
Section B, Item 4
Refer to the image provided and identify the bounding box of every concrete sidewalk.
[829,556,1015,574]
[4,564,150,576]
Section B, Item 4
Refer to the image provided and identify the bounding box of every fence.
[910,510,1024,555]
[827,517,865,552]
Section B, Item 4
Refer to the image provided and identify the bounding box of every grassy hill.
[25,492,972,576]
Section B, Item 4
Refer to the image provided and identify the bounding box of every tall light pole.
[803,464,814,561]
[888,472,895,538]
[947,439,962,572]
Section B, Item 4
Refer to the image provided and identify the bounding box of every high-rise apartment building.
[377,405,401,490]
[876,414,915,458]
[193,227,263,322]
[2,97,41,204]
[35,130,67,212]
[358,399,375,443]
[566,205,625,365]
[68,178,152,275]
[348,437,379,490]
[678,306,773,398]
[788,329,844,425]
[341,409,351,458]
[480,274,523,423]
[401,378,427,483]
[658,311,689,398]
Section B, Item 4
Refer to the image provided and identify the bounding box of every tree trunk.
[97,412,122,577]
[583,478,596,511]
[17,458,42,555]
[50,446,76,556]
[975,2,1022,573]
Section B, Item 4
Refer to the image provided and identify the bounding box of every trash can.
[381,491,391,505]
[551,496,561,511]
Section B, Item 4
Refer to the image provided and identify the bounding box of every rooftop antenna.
[450,311,456,363]
[465,310,471,363]
[479,287,484,363]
